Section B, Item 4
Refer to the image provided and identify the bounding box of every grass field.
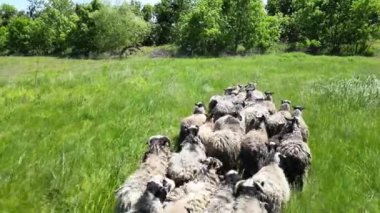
[0,53,379,212]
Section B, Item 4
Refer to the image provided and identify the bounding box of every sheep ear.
[253,181,264,193]
[234,180,245,196]
[161,136,171,146]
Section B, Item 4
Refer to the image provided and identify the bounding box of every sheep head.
[194,102,206,114]
[280,100,292,111]
[264,91,274,101]
[145,135,171,157]
[146,176,175,202]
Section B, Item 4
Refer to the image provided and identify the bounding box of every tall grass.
[0,53,379,212]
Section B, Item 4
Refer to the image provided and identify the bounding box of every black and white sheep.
[237,152,290,213]
[167,125,207,186]
[276,117,312,190]
[164,158,223,213]
[206,170,242,213]
[116,135,172,213]
[178,102,207,145]
[129,175,175,213]
[264,91,277,115]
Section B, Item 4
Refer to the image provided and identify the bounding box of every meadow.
[0,53,379,212]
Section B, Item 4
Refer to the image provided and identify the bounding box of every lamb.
[116,135,172,213]
[239,115,270,179]
[206,170,242,213]
[164,157,223,213]
[267,100,292,138]
[167,125,207,186]
[276,117,312,190]
[264,91,277,115]
[204,115,244,172]
[129,175,175,213]
[236,151,290,213]
[178,102,207,145]
[293,106,309,142]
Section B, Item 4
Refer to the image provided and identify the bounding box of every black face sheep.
[206,170,242,213]
[178,102,207,146]
[164,157,223,213]
[167,125,207,186]
[240,115,270,179]
[233,183,268,213]
[266,100,292,138]
[129,175,175,213]
[276,117,312,190]
[116,135,171,213]
[204,115,244,172]
[237,152,291,213]
[264,91,277,115]
[292,106,309,142]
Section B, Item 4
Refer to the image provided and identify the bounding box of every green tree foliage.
[154,0,194,45]
[69,0,102,56]
[27,0,45,18]
[7,16,35,54]
[0,26,8,53]
[177,0,281,54]
[293,0,380,54]
[176,0,224,55]
[92,4,151,55]
[0,4,18,26]
[141,4,154,22]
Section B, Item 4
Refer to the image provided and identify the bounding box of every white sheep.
[128,175,175,213]
[233,184,268,213]
[164,158,223,213]
[240,102,270,133]
[264,91,276,115]
[240,115,269,178]
[167,125,207,186]
[293,106,309,142]
[178,102,207,145]
[206,170,242,213]
[116,135,172,213]
[237,152,290,213]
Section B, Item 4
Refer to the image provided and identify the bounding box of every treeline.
[0,0,379,57]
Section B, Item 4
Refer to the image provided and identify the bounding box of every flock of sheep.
[115,83,312,213]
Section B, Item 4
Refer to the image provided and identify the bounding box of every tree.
[7,16,35,54]
[141,4,154,22]
[0,4,18,26]
[92,4,150,55]
[69,0,102,56]
[176,0,225,55]
[0,26,8,53]
[153,0,194,45]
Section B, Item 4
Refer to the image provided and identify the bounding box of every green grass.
[0,53,379,212]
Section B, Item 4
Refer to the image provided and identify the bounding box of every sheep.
[293,106,309,142]
[198,120,215,147]
[178,102,207,146]
[204,115,244,172]
[264,91,277,115]
[239,115,270,179]
[267,100,292,138]
[167,125,207,186]
[237,151,291,213]
[129,176,175,213]
[233,184,268,213]
[116,135,172,213]
[276,117,312,190]
[206,170,241,213]
[164,157,223,213]
[240,101,270,133]
[209,98,244,121]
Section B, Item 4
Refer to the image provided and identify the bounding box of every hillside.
[0,53,379,212]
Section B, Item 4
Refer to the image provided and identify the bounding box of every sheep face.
[147,135,171,155]
[280,100,292,111]
[293,106,304,117]
[193,102,206,114]
[264,91,274,101]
